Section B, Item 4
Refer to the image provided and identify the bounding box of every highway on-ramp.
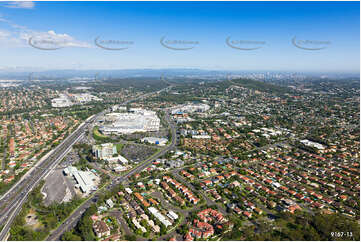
[47,111,177,240]
[0,114,99,241]
[0,85,172,241]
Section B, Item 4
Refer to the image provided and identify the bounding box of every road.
[0,114,99,241]
[47,109,177,240]
[47,108,177,240]
[0,84,173,241]
[45,104,284,240]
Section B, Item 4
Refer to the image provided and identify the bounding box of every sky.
[0,1,359,73]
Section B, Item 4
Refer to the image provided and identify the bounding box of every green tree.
[61,231,82,241]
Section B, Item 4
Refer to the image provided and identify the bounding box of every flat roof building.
[92,143,117,160]
[141,137,168,146]
[148,207,172,227]
[63,166,97,193]
[171,103,210,114]
[100,109,160,134]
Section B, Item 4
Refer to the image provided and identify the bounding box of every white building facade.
[100,109,160,134]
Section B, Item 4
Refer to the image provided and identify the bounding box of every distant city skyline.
[0,1,359,72]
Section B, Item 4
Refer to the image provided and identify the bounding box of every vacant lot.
[42,169,76,206]
[25,209,43,230]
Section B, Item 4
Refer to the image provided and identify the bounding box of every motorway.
[47,110,177,240]
[0,114,101,241]
[0,85,173,241]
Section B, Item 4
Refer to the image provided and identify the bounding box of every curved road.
[0,85,173,241]
[47,111,177,240]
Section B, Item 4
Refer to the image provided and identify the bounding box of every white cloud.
[0,30,10,38]
[3,1,35,9]
[0,17,92,49]
[26,29,92,48]
[0,29,24,47]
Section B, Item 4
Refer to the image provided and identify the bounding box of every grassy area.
[93,126,116,143]
[25,209,44,231]
[115,143,124,154]
[93,126,108,139]
[46,179,112,239]
[8,174,112,241]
